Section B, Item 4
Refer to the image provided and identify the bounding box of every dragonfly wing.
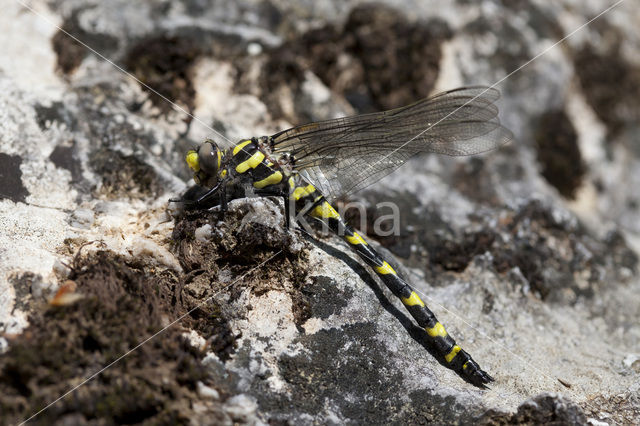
[272,87,514,200]
[297,151,412,201]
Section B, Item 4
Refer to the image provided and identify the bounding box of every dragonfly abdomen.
[292,182,494,386]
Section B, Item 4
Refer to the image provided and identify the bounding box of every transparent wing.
[271,86,514,200]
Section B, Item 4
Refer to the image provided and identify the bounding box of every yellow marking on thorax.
[401,292,425,307]
[445,345,461,363]
[345,232,368,246]
[425,322,448,338]
[236,151,265,173]
[375,261,396,275]
[292,184,316,200]
[232,140,253,155]
[311,202,340,220]
[221,169,228,178]
[253,171,283,189]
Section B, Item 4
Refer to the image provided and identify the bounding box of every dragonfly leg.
[169,181,224,211]
[219,183,227,217]
[284,194,290,229]
[182,183,223,212]
[197,181,223,206]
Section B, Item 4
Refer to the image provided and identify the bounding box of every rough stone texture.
[1,0,639,424]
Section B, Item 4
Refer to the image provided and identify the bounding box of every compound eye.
[198,140,221,175]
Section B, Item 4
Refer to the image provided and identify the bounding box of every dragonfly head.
[186,139,222,186]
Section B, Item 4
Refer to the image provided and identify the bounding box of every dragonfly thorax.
[255,136,295,174]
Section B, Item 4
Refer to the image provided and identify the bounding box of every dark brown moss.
[492,201,637,303]
[172,201,311,327]
[478,394,587,425]
[533,109,585,199]
[430,230,497,272]
[239,3,451,124]
[123,35,201,117]
[573,43,640,138]
[0,249,232,425]
[89,148,163,199]
[52,26,85,74]
[335,4,451,112]
[51,9,118,75]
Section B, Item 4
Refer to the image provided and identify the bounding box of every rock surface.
[1,0,639,424]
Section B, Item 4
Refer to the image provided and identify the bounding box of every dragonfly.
[176,86,514,386]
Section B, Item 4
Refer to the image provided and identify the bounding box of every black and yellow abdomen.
[289,179,493,385]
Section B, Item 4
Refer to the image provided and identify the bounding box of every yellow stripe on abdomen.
[375,261,396,275]
[292,184,316,201]
[401,292,425,307]
[253,171,283,189]
[425,322,448,338]
[445,345,461,363]
[310,202,340,220]
[345,232,368,246]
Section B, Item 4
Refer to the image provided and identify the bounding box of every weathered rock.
[1,0,639,424]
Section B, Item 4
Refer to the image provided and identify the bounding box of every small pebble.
[247,42,262,56]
